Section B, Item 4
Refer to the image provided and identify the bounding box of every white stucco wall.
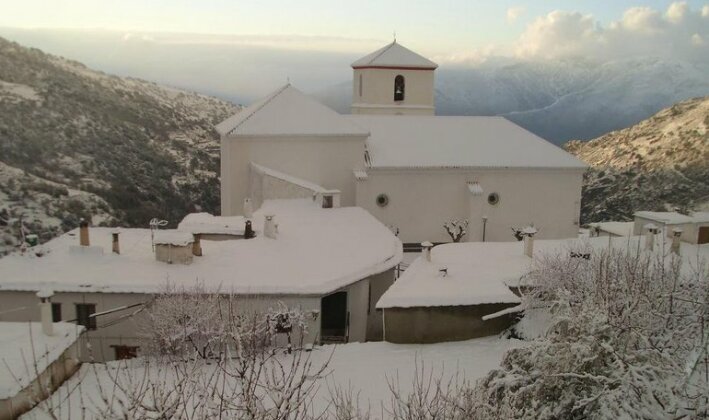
[356,168,584,243]
[351,68,434,115]
[221,135,367,216]
[632,217,705,244]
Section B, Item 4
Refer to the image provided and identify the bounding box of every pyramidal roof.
[351,41,438,70]
[216,84,369,137]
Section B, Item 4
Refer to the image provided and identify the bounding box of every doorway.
[698,227,709,245]
[321,291,348,343]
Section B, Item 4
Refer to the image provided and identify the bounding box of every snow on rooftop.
[378,236,709,309]
[589,221,634,237]
[152,230,194,246]
[216,85,369,137]
[251,162,329,193]
[634,211,694,224]
[0,199,402,295]
[25,336,522,419]
[346,115,587,169]
[177,213,247,236]
[351,41,438,69]
[0,322,83,399]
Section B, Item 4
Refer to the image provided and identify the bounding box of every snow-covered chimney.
[522,226,538,258]
[644,223,659,251]
[36,288,54,336]
[421,241,434,262]
[79,219,90,246]
[111,231,120,254]
[243,198,254,219]
[264,214,278,239]
[671,227,683,255]
[192,233,203,256]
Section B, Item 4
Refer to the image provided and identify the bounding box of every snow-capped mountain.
[566,96,709,223]
[315,57,709,144]
[0,37,240,255]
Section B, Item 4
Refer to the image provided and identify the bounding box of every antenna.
[149,218,168,252]
[393,31,396,42]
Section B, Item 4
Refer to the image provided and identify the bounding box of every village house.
[218,41,587,245]
[378,225,709,344]
[633,211,709,244]
[0,198,402,361]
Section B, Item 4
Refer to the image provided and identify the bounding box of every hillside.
[566,96,709,223]
[0,37,240,254]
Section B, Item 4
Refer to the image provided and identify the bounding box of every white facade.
[217,41,586,244]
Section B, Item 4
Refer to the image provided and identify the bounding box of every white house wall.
[356,168,583,243]
[221,135,367,216]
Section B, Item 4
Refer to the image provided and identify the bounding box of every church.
[217,41,586,244]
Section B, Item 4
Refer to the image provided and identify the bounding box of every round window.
[376,193,389,207]
[487,192,500,206]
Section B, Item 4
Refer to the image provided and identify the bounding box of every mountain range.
[566,96,709,223]
[315,57,709,144]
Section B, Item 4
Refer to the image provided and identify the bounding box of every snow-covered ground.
[23,336,523,419]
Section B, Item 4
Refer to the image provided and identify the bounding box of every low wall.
[0,337,82,420]
[383,303,518,344]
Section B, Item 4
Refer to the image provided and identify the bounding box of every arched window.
[394,75,405,101]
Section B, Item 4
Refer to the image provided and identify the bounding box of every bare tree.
[443,219,468,242]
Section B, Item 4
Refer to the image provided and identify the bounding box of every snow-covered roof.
[153,230,194,246]
[351,41,438,69]
[0,322,83,399]
[178,213,247,236]
[588,221,634,237]
[251,162,329,193]
[378,236,709,309]
[216,84,369,137]
[0,199,402,295]
[634,211,695,224]
[346,115,587,169]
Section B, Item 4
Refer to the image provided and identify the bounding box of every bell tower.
[351,41,437,116]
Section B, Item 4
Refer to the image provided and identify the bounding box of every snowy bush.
[470,245,709,419]
[443,219,468,242]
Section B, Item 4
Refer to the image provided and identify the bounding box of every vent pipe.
[671,227,683,255]
[264,214,278,239]
[79,219,90,246]
[644,223,659,251]
[522,226,538,258]
[421,241,433,262]
[192,233,203,256]
[36,288,54,336]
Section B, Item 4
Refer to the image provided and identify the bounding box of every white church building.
[219,41,586,244]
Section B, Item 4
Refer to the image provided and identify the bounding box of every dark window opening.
[321,291,348,343]
[322,195,333,208]
[52,303,62,322]
[394,75,405,101]
[76,303,97,330]
[113,345,139,360]
[359,74,363,97]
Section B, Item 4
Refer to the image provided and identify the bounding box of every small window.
[113,345,139,360]
[322,195,333,209]
[394,75,405,101]
[487,193,500,206]
[376,193,389,207]
[52,303,62,322]
[359,74,363,97]
[76,303,97,330]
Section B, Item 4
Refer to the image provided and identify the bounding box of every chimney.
[36,288,54,336]
[644,223,659,251]
[79,219,90,246]
[421,241,434,262]
[522,226,538,258]
[264,214,277,239]
[111,231,120,254]
[244,220,255,239]
[671,227,683,255]
[244,198,254,219]
[192,233,203,256]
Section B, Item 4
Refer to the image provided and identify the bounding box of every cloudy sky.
[1,1,707,102]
